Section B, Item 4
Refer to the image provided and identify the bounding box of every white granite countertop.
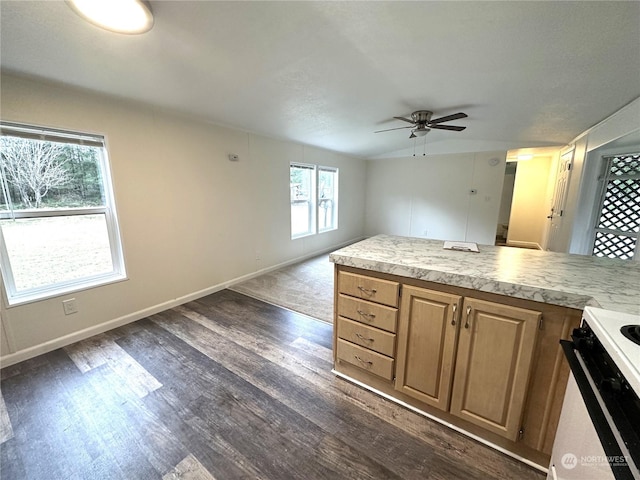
[330,235,640,315]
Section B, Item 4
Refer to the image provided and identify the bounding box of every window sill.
[4,273,128,308]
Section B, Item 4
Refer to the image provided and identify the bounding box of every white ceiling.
[1,1,639,159]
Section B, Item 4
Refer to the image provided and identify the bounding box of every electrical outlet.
[62,298,78,315]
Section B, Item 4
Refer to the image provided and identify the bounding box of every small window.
[590,153,640,260]
[290,163,338,239]
[0,122,126,305]
[290,163,316,238]
[318,166,338,232]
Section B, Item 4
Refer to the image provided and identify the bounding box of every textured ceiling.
[1,1,639,158]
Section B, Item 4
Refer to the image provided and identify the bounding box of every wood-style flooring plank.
[163,454,217,480]
[64,333,162,397]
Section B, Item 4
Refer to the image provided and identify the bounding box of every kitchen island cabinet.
[330,235,640,470]
[448,297,540,441]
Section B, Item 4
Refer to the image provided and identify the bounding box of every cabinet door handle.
[354,355,373,367]
[357,286,377,296]
[355,333,374,343]
[464,306,472,329]
[451,303,457,326]
[356,309,376,320]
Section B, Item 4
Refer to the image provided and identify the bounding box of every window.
[0,122,126,304]
[590,153,640,260]
[318,166,338,232]
[290,163,338,238]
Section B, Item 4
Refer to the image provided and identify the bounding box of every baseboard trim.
[225,236,364,289]
[0,236,362,368]
[506,240,542,250]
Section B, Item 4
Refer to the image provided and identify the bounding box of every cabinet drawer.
[336,339,395,381]
[338,271,399,307]
[337,294,398,333]
[337,316,396,357]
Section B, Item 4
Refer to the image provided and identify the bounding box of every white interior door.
[546,149,574,252]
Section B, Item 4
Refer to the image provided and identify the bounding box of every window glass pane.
[591,153,640,260]
[592,231,637,260]
[0,136,105,211]
[318,167,337,232]
[596,177,640,233]
[1,215,113,292]
[290,164,315,237]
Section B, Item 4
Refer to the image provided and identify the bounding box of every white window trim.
[0,122,127,306]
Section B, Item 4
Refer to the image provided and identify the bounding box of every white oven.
[547,307,640,480]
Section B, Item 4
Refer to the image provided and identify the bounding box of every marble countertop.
[330,235,640,315]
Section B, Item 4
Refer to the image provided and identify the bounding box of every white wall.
[364,151,506,244]
[507,156,553,250]
[0,73,366,363]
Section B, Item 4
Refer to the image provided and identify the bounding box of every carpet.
[229,253,334,324]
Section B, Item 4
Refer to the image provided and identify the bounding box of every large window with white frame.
[590,152,640,260]
[0,122,126,305]
[290,163,338,239]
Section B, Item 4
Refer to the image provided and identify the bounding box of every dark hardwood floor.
[0,290,544,479]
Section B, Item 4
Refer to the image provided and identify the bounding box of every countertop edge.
[330,253,602,312]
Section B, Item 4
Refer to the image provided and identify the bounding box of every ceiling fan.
[375,110,468,138]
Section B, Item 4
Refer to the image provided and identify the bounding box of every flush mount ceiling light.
[67,0,154,34]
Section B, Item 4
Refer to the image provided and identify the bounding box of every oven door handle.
[560,340,635,480]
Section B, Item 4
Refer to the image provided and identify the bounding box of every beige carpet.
[229,253,334,324]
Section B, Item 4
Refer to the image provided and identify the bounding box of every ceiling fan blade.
[374,125,414,133]
[429,112,468,124]
[393,116,415,124]
[429,124,466,131]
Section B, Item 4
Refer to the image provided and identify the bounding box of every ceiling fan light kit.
[375,110,468,139]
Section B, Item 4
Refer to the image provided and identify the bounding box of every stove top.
[584,307,640,395]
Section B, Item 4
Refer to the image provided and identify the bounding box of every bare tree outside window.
[0,137,68,209]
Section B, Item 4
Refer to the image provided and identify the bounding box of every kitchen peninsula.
[329,235,640,470]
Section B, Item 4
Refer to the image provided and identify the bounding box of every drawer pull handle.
[357,286,377,296]
[451,303,457,326]
[354,355,373,367]
[355,333,374,343]
[356,309,376,320]
[465,306,472,329]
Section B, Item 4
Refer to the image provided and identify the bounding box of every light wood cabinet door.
[395,285,462,411]
[450,298,540,441]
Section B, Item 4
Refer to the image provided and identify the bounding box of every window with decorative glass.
[590,152,640,260]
